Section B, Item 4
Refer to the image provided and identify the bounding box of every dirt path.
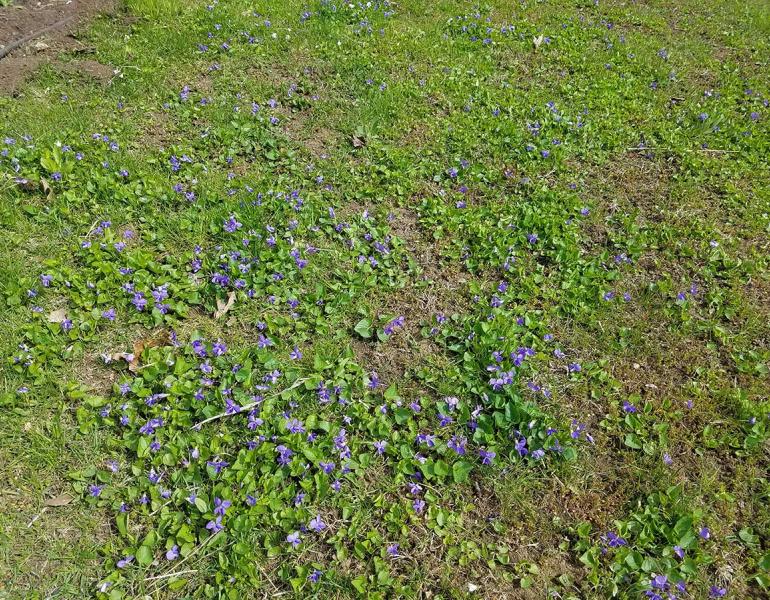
[0,0,115,94]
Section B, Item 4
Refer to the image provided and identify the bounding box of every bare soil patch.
[0,0,115,94]
[70,352,116,396]
[349,205,470,388]
[135,109,176,149]
[56,57,114,83]
[586,152,675,226]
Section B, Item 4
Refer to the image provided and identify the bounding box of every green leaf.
[303,447,321,462]
[673,516,692,537]
[738,527,759,545]
[136,545,153,566]
[116,512,128,538]
[137,436,150,457]
[168,578,188,591]
[354,318,372,339]
[576,522,592,538]
[641,557,656,572]
[40,155,59,172]
[351,576,367,593]
[394,408,410,425]
[452,460,473,483]
[384,384,399,401]
[625,551,643,569]
[624,433,642,449]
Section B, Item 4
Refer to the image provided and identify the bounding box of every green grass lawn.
[1,0,768,598]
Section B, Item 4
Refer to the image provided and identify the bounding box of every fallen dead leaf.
[127,331,171,372]
[47,308,68,323]
[214,291,236,319]
[108,351,135,366]
[45,493,73,507]
[40,177,55,201]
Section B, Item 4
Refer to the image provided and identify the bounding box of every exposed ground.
[0,0,116,93]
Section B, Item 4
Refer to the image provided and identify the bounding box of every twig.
[134,362,159,371]
[149,499,173,516]
[191,377,309,428]
[627,146,741,154]
[144,569,198,581]
[84,219,100,237]
[27,507,47,527]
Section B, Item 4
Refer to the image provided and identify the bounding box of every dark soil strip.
[0,0,114,94]
[0,14,75,60]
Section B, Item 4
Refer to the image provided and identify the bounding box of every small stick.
[84,219,101,237]
[149,499,173,516]
[627,146,741,154]
[27,507,47,527]
[144,569,198,581]
[191,377,309,428]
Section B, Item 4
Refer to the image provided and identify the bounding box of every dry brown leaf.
[47,308,68,323]
[129,340,147,372]
[45,493,73,507]
[351,135,365,148]
[214,291,236,319]
[128,331,171,372]
[40,177,55,201]
[109,351,134,366]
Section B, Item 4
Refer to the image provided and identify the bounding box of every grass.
[0,0,768,598]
